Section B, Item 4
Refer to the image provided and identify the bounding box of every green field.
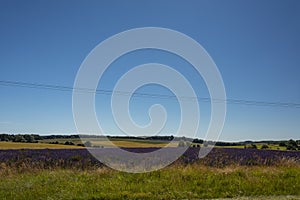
[0,165,299,199]
[213,144,287,151]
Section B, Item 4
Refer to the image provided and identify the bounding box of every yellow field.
[88,140,178,148]
[0,142,84,149]
[0,141,288,150]
[0,141,178,149]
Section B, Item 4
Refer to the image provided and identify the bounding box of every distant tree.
[13,135,26,143]
[64,141,75,145]
[288,139,297,146]
[286,144,297,151]
[0,134,10,141]
[279,142,286,147]
[286,139,298,151]
[193,139,204,144]
[84,141,92,147]
[32,134,42,140]
[169,135,174,141]
[24,135,35,143]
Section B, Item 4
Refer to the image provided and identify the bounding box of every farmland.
[0,147,299,199]
[40,138,178,148]
[1,133,298,150]
[0,139,291,150]
[0,134,299,199]
[0,141,84,149]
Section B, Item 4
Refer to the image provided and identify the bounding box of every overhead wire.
[0,80,300,108]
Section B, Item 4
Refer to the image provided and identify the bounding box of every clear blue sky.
[0,0,299,141]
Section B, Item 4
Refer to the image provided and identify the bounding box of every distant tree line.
[0,134,80,143]
[214,141,243,146]
[279,139,299,151]
[0,133,299,151]
[41,135,80,139]
[0,134,40,143]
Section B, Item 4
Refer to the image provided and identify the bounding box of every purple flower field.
[0,147,299,170]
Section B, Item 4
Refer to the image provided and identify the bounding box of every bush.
[261,144,269,149]
[64,141,75,145]
[245,144,257,149]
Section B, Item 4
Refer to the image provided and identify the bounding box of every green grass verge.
[0,165,299,200]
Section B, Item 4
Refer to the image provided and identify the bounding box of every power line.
[0,80,300,108]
